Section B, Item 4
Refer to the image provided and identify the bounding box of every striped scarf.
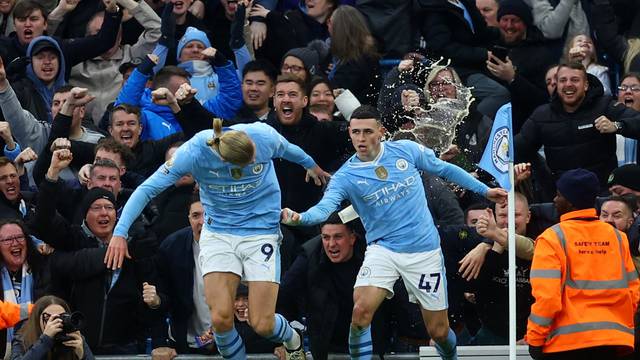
[2,264,33,360]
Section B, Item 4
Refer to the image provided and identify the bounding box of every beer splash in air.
[390,58,475,154]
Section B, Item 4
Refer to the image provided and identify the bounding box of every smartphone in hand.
[491,45,509,62]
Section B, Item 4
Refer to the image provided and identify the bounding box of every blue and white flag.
[479,103,513,190]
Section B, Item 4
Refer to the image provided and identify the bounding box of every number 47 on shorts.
[419,273,441,293]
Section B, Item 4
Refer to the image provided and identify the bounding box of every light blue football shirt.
[300,140,489,253]
[114,122,317,238]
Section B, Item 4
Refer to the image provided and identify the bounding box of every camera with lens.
[54,312,85,342]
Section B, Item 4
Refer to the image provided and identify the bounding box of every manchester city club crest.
[359,267,371,278]
[396,159,408,171]
[252,164,263,174]
[491,127,510,173]
[375,166,388,180]
[230,168,243,180]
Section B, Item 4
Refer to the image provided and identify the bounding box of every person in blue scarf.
[0,219,50,359]
[10,36,66,124]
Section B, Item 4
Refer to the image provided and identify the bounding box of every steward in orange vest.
[527,169,640,360]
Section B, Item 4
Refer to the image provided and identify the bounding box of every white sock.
[284,329,301,350]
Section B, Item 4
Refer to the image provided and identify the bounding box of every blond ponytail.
[207,118,255,167]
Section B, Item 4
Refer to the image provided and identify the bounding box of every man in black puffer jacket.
[515,62,640,190]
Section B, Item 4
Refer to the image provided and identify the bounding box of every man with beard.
[266,74,350,211]
[515,62,640,189]
[484,0,557,131]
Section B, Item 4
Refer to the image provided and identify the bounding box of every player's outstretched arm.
[486,188,508,205]
[105,141,193,269]
[105,236,129,271]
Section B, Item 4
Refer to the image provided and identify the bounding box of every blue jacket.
[115,68,179,141]
[200,60,242,119]
[115,60,242,141]
[178,45,251,104]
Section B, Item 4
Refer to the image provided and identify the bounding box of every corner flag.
[479,103,513,191]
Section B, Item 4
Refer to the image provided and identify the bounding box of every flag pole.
[508,160,516,360]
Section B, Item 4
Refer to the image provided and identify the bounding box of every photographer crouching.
[10,296,93,360]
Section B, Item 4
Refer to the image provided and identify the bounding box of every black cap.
[497,0,533,27]
[31,40,59,58]
[608,164,640,192]
[118,58,142,75]
[80,188,116,218]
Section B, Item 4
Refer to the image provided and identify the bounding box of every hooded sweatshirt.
[25,36,66,123]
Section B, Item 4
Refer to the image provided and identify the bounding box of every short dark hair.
[275,73,307,93]
[90,158,120,179]
[350,105,381,123]
[242,59,278,84]
[95,137,134,167]
[110,103,141,127]
[0,157,17,171]
[602,195,638,215]
[621,72,640,84]
[13,1,47,20]
[54,85,74,95]
[189,192,201,207]
[557,61,587,78]
[152,66,191,90]
[464,203,488,223]
[321,211,354,232]
[308,76,334,98]
[545,63,559,75]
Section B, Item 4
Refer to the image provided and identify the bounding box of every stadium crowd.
[0,0,639,358]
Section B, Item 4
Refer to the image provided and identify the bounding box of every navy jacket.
[155,227,196,354]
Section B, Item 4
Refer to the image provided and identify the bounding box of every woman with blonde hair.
[11,295,92,360]
[563,33,611,95]
[106,119,329,360]
[328,5,381,106]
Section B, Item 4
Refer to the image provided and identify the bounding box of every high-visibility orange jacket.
[0,300,30,330]
[526,208,640,353]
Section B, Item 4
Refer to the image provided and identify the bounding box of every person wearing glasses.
[31,148,170,356]
[615,73,640,165]
[280,47,321,88]
[10,295,93,360]
[0,219,50,359]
